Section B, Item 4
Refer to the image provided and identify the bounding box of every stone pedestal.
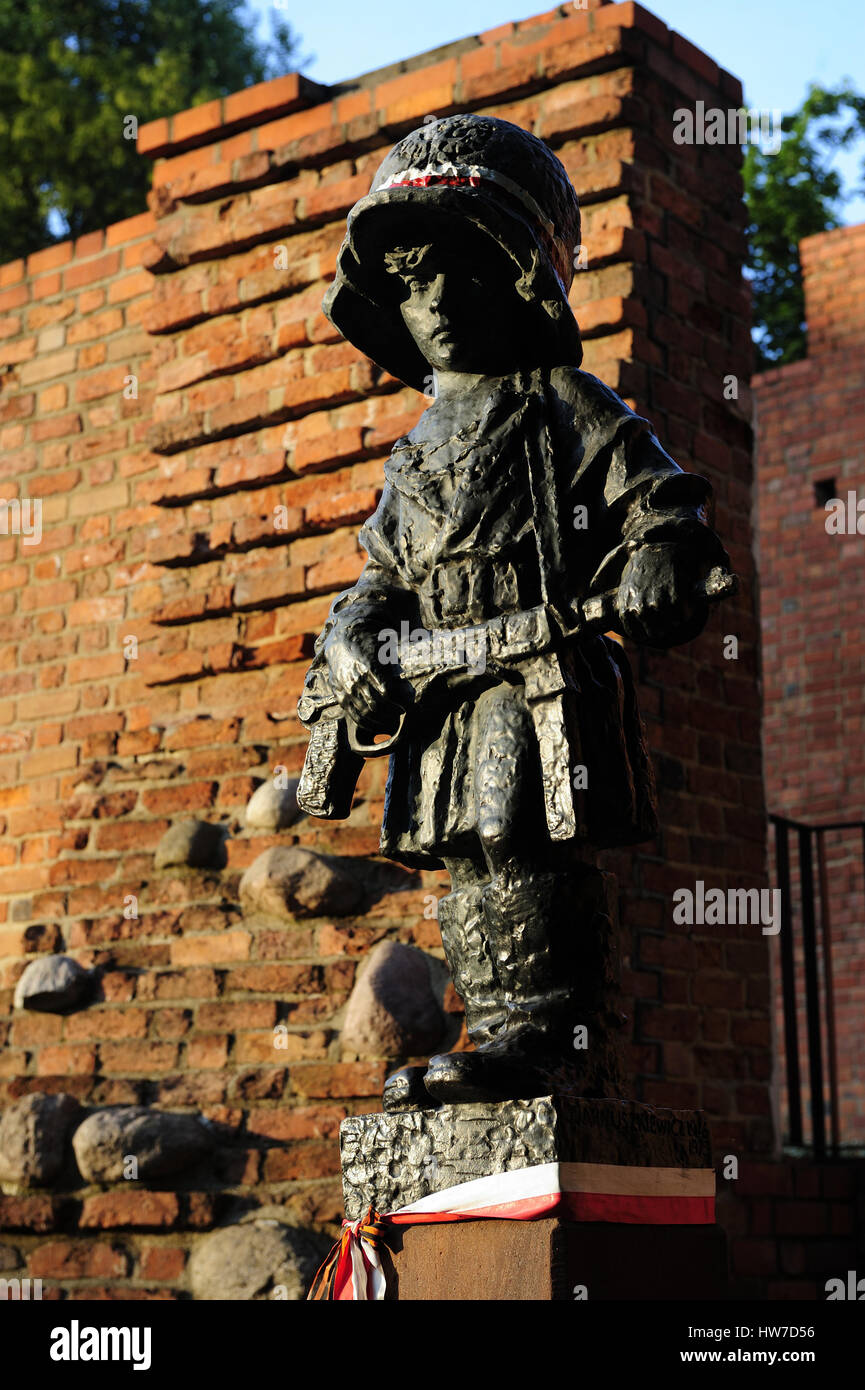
[378,1219,728,1301]
[340,1094,727,1301]
[341,1093,713,1219]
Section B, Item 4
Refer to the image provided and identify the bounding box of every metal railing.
[770,814,865,1158]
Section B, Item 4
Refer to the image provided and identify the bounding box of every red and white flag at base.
[312,1160,716,1301]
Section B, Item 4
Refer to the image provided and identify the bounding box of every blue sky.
[252,0,865,223]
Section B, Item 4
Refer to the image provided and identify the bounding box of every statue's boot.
[382,1064,431,1113]
[424,871,575,1104]
[383,884,505,1113]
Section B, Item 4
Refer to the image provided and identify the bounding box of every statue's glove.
[323,624,409,736]
[615,541,709,648]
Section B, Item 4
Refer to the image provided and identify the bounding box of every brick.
[99,971,138,1003]
[99,1041,178,1072]
[151,144,218,193]
[197,1001,277,1029]
[18,348,77,385]
[0,257,26,286]
[143,968,220,1001]
[0,285,29,312]
[152,1007,191,1038]
[63,251,121,291]
[0,1196,55,1230]
[11,1012,63,1045]
[639,1005,698,1042]
[774,1202,829,1237]
[223,73,308,127]
[186,1035,229,1069]
[262,1140,340,1181]
[108,269,151,303]
[32,272,61,300]
[732,1238,778,1277]
[36,1045,97,1076]
[183,1192,216,1228]
[30,410,82,444]
[236,1029,328,1063]
[289,1062,387,1099]
[74,365,129,403]
[75,230,104,258]
[172,98,223,145]
[65,1009,149,1041]
[793,1167,821,1198]
[247,1104,343,1141]
[139,1245,186,1280]
[231,964,322,993]
[106,210,157,246]
[138,116,171,156]
[169,931,251,965]
[0,336,37,367]
[139,783,218,815]
[37,382,68,411]
[596,2,670,46]
[253,102,333,154]
[821,1166,855,1199]
[30,1240,128,1279]
[80,1191,179,1228]
[671,31,720,85]
[300,174,369,224]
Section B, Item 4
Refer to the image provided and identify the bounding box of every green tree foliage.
[0,0,304,261]
[744,83,865,370]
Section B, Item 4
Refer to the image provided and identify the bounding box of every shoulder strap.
[523,367,575,635]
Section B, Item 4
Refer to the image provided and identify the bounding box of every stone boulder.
[72,1107,212,1184]
[188,1221,329,1301]
[154,820,227,871]
[340,940,446,1060]
[244,779,303,831]
[239,846,363,920]
[0,1092,81,1185]
[14,955,90,1013]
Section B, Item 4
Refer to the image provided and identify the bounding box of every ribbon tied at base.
[308,1160,716,1301]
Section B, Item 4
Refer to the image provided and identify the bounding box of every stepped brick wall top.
[0,1,790,1298]
[755,220,865,1147]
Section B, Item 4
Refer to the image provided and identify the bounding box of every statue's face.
[388,241,522,374]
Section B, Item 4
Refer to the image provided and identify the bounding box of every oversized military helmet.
[323,114,583,392]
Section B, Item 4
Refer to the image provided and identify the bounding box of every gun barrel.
[580,564,738,632]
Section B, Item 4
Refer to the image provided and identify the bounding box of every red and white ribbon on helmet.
[376,163,573,292]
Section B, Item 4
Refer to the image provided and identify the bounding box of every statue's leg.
[468,677,581,1059]
[481,852,617,1047]
[479,861,577,1053]
[382,855,501,1113]
[422,681,615,1103]
[436,858,504,1047]
[418,683,528,1101]
[423,857,593,1103]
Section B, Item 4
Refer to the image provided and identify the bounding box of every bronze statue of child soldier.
[296,114,735,1112]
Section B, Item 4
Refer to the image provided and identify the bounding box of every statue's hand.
[324,628,408,736]
[615,543,708,647]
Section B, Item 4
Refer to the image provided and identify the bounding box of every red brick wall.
[0,2,784,1297]
[755,221,865,1148]
[719,1158,865,1298]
